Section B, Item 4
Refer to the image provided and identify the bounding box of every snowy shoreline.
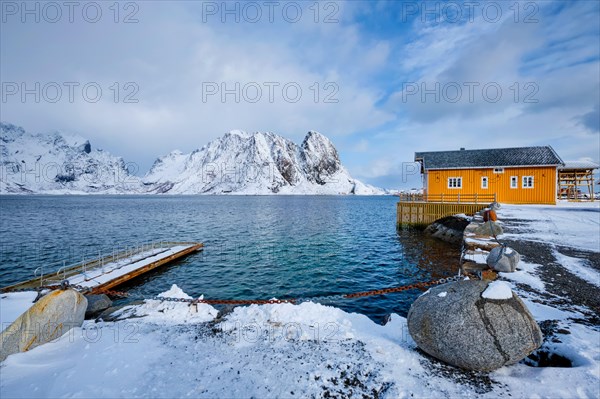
[0,193,393,196]
[1,202,599,398]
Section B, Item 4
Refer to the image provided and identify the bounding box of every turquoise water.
[0,196,460,323]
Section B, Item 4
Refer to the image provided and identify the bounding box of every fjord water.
[0,196,460,323]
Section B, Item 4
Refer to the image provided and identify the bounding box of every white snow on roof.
[559,160,600,170]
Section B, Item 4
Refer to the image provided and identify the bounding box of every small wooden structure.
[1,242,203,294]
[558,161,599,201]
[397,194,495,228]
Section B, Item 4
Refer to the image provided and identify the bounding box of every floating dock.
[1,242,203,294]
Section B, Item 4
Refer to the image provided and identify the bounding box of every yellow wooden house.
[414,146,564,205]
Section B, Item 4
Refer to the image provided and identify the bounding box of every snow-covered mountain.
[143,130,384,195]
[0,123,384,195]
[0,122,140,194]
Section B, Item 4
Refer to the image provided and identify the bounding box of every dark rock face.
[407,280,542,371]
[300,131,342,185]
[80,140,92,154]
[425,215,470,244]
[85,294,113,318]
[55,174,76,183]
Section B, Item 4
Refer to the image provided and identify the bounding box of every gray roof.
[415,146,563,170]
[559,160,599,171]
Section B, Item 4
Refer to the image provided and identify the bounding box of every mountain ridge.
[0,122,384,195]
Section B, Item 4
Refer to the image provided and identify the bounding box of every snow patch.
[481,281,514,300]
[552,250,600,288]
[499,203,600,252]
[499,260,546,292]
[112,284,218,324]
[0,291,37,332]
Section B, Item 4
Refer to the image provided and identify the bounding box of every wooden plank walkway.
[397,202,488,228]
[1,242,203,294]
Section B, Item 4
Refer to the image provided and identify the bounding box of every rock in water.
[487,246,520,272]
[0,289,87,361]
[85,294,113,318]
[425,215,470,244]
[407,280,542,371]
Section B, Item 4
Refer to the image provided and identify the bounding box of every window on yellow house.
[522,176,534,188]
[481,176,488,189]
[448,177,462,188]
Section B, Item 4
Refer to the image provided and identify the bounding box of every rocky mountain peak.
[1,122,384,195]
[1,123,138,194]
[0,122,26,143]
[300,131,341,184]
[144,130,382,195]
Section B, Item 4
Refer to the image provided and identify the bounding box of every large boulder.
[487,246,520,272]
[468,221,503,236]
[0,289,87,361]
[407,280,542,371]
[425,215,470,244]
[85,294,113,318]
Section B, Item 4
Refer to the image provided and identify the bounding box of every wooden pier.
[397,194,495,228]
[1,242,203,294]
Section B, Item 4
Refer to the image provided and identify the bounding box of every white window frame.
[510,176,518,189]
[522,176,534,188]
[493,168,504,174]
[447,177,462,189]
[481,176,488,189]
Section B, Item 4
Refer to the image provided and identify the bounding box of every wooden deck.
[1,242,203,294]
[396,193,495,228]
[397,201,491,228]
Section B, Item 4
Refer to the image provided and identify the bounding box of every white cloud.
[1,1,598,189]
[1,1,394,172]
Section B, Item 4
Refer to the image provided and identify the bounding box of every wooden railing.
[397,193,497,204]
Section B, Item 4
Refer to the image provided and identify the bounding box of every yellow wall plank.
[425,166,557,204]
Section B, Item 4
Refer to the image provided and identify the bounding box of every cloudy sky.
[1,0,599,189]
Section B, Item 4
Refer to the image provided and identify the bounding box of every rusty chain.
[103,275,464,305]
[2,275,464,306]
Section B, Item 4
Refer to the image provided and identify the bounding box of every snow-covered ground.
[500,201,600,252]
[1,203,599,398]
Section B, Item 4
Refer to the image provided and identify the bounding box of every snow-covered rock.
[110,284,218,324]
[407,280,542,371]
[0,122,140,194]
[0,289,87,362]
[143,130,384,195]
[486,245,521,273]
